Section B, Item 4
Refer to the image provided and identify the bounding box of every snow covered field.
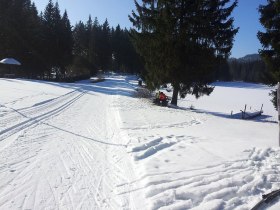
[0,75,279,210]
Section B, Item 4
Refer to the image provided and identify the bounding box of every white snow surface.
[0,75,279,210]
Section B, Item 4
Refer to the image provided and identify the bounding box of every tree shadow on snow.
[169,105,277,124]
[16,75,138,98]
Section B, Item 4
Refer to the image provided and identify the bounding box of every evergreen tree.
[112,24,122,70]
[60,10,73,76]
[41,0,73,78]
[72,21,90,76]
[0,0,142,79]
[72,17,101,76]
[91,17,102,71]
[0,0,11,56]
[42,0,56,75]
[0,0,44,77]
[99,19,112,70]
[258,0,280,108]
[23,2,46,77]
[73,21,87,57]
[52,1,63,73]
[123,28,144,73]
[86,15,94,70]
[130,0,238,105]
[258,0,280,82]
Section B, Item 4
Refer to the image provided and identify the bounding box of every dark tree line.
[0,0,43,77]
[0,0,142,80]
[1,0,279,109]
[72,16,143,78]
[213,56,273,84]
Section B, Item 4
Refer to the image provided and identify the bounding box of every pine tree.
[86,15,94,69]
[42,0,56,75]
[112,24,122,70]
[99,19,112,70]
[24,2,45,77]
[42,0,64,77]
[258,0,280,83]
[73,21,87,57]
[130,0,238,105]
[72,18,98,77]
[0,0,45,77]
[41,0,73,78]
[258,0,280,108]
[0,0,142,79]
[91,17,101,71]
[60,10,73,76]
[52,1,63,73]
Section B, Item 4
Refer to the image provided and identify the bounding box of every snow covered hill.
[0,76,279,210]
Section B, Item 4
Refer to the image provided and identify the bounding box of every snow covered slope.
[0,76,279,210]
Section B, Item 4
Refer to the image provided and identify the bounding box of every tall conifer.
[258,0,280,82]
[258,0,280,108]
[130,0,238,105]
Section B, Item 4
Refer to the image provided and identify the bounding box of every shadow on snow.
[4,76,276,124]
[169,105,277,124]
[15,75,138,98]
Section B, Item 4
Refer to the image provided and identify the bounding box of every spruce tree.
[52,1,63,72]
[258,0,280,82]
[130,0,238,105]
[258,0,280,108]
[24,2,45,77]
[112,24,122,70]
[42,0,56,75]
[91,17,101,71]
[0,0,44,77]
[86,15,94,70]
[60,11,73,77]
[41,0,73,78]
[0,0,142,79]
[73,21,87,57]
[100,19,112,70]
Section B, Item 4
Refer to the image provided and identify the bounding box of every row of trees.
[1,0,279,106]
[0,0,44,76]
[72,17,142,77]
[213,56,273,84]
[0,0,142,80]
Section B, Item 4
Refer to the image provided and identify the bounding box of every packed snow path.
[0,76,138,209]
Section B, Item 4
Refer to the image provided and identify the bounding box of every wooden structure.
[0,58,21,78]
[240,104,263,119]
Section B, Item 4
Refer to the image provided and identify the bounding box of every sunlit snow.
[0,75,279,210]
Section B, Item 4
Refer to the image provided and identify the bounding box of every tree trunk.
[171,83,179,106]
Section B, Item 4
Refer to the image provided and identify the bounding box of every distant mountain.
[229,54,261,62]
[239,54,261,62]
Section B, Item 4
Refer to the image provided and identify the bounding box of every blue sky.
[32,0,267,58]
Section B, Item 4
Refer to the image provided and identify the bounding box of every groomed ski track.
[0,76,138,210]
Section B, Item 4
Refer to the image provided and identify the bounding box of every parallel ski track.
[0,78,138,209]
[0,89,86,141]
